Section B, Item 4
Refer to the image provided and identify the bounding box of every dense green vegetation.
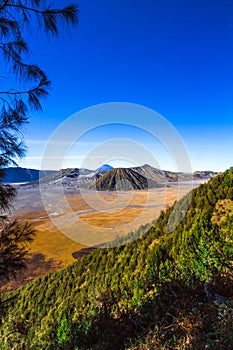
[0,170,233,349]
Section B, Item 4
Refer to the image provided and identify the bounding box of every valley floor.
[2,180,206,292]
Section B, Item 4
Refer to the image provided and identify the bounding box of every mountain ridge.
[131,163,218,182]
[2,167,56,184]
[3,164,218,185]
[89,167,162,191]
[17,164,219,191]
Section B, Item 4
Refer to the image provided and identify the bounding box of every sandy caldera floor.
[1,181,205,292]
[12,181,205,264]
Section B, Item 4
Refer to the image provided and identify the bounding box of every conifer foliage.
[0,0,79,280]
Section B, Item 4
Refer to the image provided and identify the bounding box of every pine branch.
[0,43,48,81]
[0,78,50,96]
[0,0,10,12]
[0,185,16,213]
[0,219,36,281]
[0,16,19,37]
[5,3,79,34]
[0,1,79,283]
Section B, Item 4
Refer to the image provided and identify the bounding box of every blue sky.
[19,0,233,171]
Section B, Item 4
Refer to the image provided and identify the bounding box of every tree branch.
[6,3,55,15]
[0,86,44,95]
[0,0,9,12]
[5,3,78,21]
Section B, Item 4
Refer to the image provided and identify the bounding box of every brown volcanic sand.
[62,185,192,246]
[2,182,203,292]
[28,183,196,252]
[19,210,84,266]
[16,183,202,267]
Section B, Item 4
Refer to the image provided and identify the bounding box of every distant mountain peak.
[97,164,114,172]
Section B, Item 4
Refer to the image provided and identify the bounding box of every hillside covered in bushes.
[0,170,233,349]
